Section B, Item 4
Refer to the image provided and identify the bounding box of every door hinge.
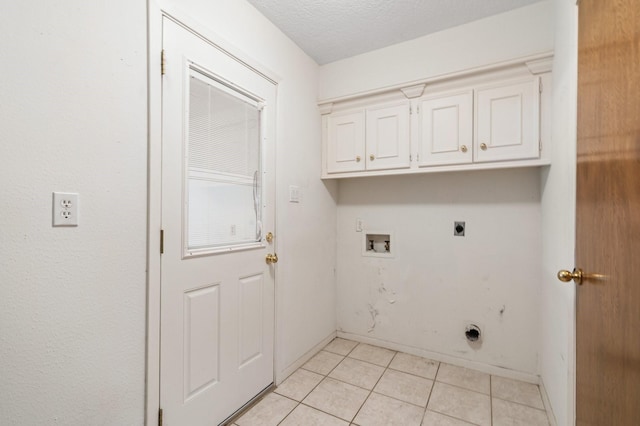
[539,138,542,152]
[160,229,164,254]
[158,408,163,426]
[409,106,413,115]
[161,49,166,76]
[539,80,543,93]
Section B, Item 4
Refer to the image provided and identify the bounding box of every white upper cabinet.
[320,55,552,179]
[326,110,365,173]
[474,77,540,163]
[365,102,411,171]
[417,91,473,167]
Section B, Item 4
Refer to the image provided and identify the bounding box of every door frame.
[146,3,282,425]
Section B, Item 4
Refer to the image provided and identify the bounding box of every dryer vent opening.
[465,324,481,342]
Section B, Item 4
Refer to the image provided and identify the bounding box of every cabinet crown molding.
[400,84,426,99]
[318,102,333,115]
[525,57,554,75]
[317,51,553,105]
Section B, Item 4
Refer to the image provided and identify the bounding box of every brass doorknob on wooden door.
[460,145,468,153]
[480,143,488,151]
[557,268,583,285]
[265,253,278,264]
[370,154,375,161]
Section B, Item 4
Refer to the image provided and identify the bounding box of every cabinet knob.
[356,156,361,162]
[480,143,488,151]
[370,154,375,161]
[460,145,468,153]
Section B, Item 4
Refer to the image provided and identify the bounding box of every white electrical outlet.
[52,192,79,227]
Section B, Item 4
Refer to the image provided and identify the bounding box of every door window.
[185,68,263,254]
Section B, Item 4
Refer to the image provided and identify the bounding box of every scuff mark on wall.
[367,303,378,332]
[378,282,396,304]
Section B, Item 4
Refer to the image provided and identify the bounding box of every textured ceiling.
[246,0,544,64]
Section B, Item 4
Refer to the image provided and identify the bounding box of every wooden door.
[160,18,276,425]
[365,102,411,170]
[417,91,473,167]
[575,0,640,424]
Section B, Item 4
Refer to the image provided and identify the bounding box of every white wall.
[0,1,147,424]
[337,170,542,374]
[1,1,336,425]
[159,0,338,378]
[322,0,554,377]
[319,0,554,100]
[539,1,578,425]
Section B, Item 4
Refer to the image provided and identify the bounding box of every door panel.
[576,1,640,424]
[365,102,410,170]
[184,284,220,399]
[418,91,473,166]
[238,273,265,366]
[475,77,540,162]
[327,111,365,173]
[161,18,276,426]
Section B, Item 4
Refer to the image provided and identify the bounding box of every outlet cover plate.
[53,192,79,227]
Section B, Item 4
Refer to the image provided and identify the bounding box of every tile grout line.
[424,360,441,414]
[280,339,361,424]
[433,377,492,397]
[348,346,398,424]
[490,374,493,426]
[266,339,551,426]
[274,393,300,426]
[492,395,549,412]
[427,364,485,426]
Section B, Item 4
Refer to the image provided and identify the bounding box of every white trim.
[145,3,163,426]
[400,83,426,99]
[145,2,281,425]
[318,51,553,105]
[275,331,337,385]
[337,331,540,384]
[322,158,550,180]
[540,377,559,426]
[525,57,554,75]
[156,2,281,84]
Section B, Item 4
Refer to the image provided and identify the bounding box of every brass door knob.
[356,156,361,162]
[265,253,278,264]
[460,145,468,153]
[265,232,274,244]
[557,268,583,285]
[480,143,488,151]
[370,154,375,161]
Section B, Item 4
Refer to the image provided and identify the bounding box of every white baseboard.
[275,331,337,385]
[539,377,558,426]
[337,331,540,384]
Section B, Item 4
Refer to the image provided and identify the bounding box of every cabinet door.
[475,77,540,163]
[365,102,410,171]
[327,110,365,173]
[418,91,473,167]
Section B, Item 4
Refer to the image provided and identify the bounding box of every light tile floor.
[234,338,550,426]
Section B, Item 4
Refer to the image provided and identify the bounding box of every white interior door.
[160,17,276,426]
